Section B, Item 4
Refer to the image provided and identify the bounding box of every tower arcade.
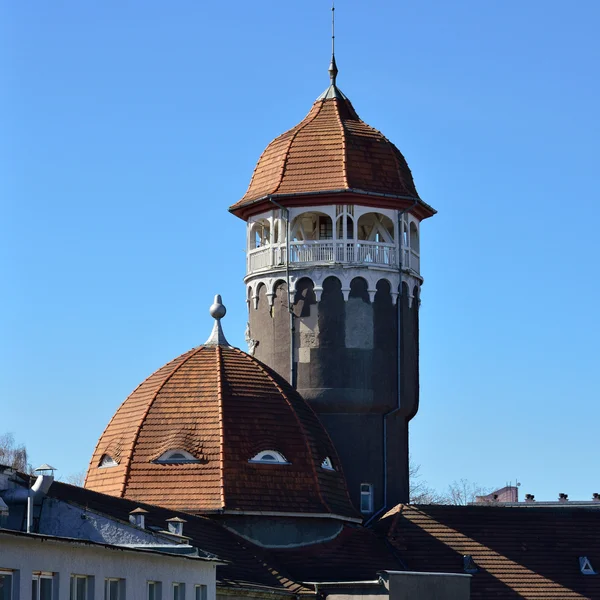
[230,66,436,513]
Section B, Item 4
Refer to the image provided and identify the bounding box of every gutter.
[367,200,418,526]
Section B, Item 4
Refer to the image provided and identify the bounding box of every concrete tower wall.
[248,275,419,512]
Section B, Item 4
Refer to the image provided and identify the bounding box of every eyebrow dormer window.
[321,457,335,471]
[249,450,289,464]
[155,449,199,464]
[99,454,118,468]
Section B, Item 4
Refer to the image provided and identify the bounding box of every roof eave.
[229,189,436,222]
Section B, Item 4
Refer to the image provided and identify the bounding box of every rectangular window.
[0,572,13,600]
[70,576,89,600]
[104,580,123,600]
[147,583,161,600]
[32,573,54,600]
[318,217,332,240]
[194,586,206,600]
[172,584,184,600]
[360,483,373,514]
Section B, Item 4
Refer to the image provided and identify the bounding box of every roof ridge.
[333,98,350,189]
[215,345,226,509]
[230,347,333,515]
[121,346,207,496]
[271,100,327,196]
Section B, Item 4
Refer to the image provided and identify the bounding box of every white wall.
[0,534,217,600]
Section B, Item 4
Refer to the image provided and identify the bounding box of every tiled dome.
[85,310,356,519]
[229,82,435,220]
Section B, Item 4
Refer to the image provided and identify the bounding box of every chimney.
[129,507,148,529]
[525,494,535,502]
[593,493,600,502]
[558,493,568,503]
[166,516,186,536]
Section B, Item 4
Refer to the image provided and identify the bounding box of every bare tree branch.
[0,432,32,473]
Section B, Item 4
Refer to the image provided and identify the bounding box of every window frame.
[194,586,207,600]
[321,457,335,471]
[104,579,124,600]
[360,483,374,514]
[248,450,290,465]
[99,455,118,468]
[172,583,185,600]
[32,572,54,600]
[0,570,14,600]
[70,575,93,600]
[154,450,199,464]
[147,582,161,600]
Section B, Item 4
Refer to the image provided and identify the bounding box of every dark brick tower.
[229,68,435,515]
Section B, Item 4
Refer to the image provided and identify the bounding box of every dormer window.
[249,450,289,464]
[321,457,335,471]
[99,454,118,468]
[580,557,597,575]
[154,449,199,464]
[463,555,479,574]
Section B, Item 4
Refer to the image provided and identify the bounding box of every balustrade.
[247,240,418,274]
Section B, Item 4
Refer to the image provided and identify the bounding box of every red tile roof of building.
[229,85,435,221]
[377,504,600,599]
[85,344,357,520]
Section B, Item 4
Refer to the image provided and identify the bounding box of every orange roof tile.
[229,84,435,220]
[85,344,356,520]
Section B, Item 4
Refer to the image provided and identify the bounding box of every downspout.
[381,200,418,514]
[268,197,297,389]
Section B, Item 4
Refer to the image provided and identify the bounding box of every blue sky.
[1,1,598,500]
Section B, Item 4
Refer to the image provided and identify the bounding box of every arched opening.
[319,276,345,349]
[409,222,419,253]
[294,277,316,318]
[336,215,354,240]
[291,212,333,241]
[249,219,271,249]
[349,277,370,303]
[357,213,394,242]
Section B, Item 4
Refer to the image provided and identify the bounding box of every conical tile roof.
[230,84,435,220]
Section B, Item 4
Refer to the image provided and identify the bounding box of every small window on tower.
[360,483,374,514]
[154,449,199,464]
[321,457,335,471]
[99,454,118,468]
[249,450,289,464]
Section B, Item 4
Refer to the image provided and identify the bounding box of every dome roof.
[229,83,435,220]
[85,314,356,520]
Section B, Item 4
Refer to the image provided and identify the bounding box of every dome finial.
[205,294,230,346]
[328,0,338,86]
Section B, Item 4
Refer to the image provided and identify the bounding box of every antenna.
[328,0,338,86]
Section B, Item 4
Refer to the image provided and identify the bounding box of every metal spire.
[328,0,338,86]
[204,294,231,346]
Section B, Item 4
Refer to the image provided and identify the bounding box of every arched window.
[336,215,354,240]
[409,222,420,253]
[249,450,289,464]
[357,213,394,242]
[249,219,271,249]
[291,212,333,241]
[321,457,335,471]
[99,454,118,468]
[154,449,200,464]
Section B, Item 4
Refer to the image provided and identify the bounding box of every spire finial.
[328,0,338,86]
[204,294,231,346]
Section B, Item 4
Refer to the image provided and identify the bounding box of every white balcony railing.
[247,240,419,275]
